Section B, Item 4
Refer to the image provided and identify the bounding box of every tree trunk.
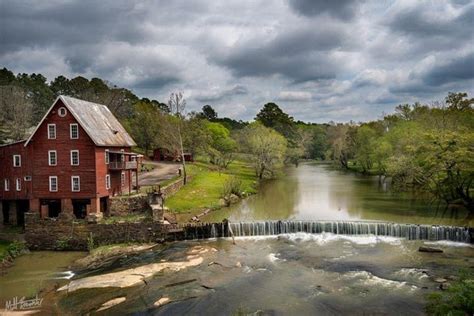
[178,123,187,185]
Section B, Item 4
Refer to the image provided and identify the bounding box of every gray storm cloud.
[0,0,472,122]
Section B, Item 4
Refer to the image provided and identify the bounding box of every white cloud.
[278,91,312,102]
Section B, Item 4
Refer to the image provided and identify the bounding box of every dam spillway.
[181,220,472,243]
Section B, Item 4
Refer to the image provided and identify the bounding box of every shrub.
[426,269,474,315]
[55,237,72,250]
[221,176,243,198]
[87,233,95,252]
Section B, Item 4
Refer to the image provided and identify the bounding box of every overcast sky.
[1,0,473,122]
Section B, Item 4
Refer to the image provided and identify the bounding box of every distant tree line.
[320,92,474,212]
[1,67,472,211]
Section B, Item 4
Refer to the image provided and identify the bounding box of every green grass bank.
[165,160,258,214]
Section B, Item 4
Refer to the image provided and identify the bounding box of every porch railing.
[108,161,138,170]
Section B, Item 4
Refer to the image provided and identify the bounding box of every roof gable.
[25,95,136,147]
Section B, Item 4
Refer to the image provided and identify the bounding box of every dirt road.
[138,161,181,186]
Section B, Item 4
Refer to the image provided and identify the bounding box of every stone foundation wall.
[108,176,193,216]
[109,195,151,216]
[24,213,183,250]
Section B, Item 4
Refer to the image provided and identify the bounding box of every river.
[204,162,473,226]
[0,162,472,315]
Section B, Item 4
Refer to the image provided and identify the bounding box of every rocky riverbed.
[7,233,468,315]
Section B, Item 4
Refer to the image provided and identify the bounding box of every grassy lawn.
[165,160,258,213]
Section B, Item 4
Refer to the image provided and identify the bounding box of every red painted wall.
[95,147,132,197]
[28,99,97,199]
[0,141,33,200]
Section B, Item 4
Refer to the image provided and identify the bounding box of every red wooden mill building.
[0,95,140,226]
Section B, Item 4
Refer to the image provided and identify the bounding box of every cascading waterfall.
[182,220,472,243]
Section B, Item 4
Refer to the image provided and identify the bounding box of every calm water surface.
[0,251,84,302]
[204,162,473,226]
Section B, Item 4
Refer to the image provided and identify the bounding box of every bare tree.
[168,91,186,116]
[0,85,33,143]
[167,92,188,184]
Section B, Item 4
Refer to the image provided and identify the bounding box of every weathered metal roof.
[25,95,137,147]
[61,96,136,147]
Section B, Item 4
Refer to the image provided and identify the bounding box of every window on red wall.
[48,150,57,166]
[71,176,80,192]
[48,124,56,139]
[49,176,58,192]
[70,123,79,139]
[71,150,79,166]
[13,155,21,167]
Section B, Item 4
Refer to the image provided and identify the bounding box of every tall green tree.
[201,105,218,121]
[205,122,237,168]
[127,101,162,156]
[240,123,287,179]
[354,125,377,174]
[255,102,296,139]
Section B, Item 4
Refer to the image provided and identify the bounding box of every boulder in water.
[154,297,170,307]
[434,278,448,283]
[418,246,443,253]
[439,282,451,290]
[96,297,126,311]
[229,194,240,204]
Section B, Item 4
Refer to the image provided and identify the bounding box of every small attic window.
[58,107,67,117]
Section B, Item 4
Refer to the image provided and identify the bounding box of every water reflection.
[204,162,473,226]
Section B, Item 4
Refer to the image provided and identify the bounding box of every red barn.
[0,95,139,225]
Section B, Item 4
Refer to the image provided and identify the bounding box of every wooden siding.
[95,147,132,197]
[0,141,33,200]
[28,99,97,199]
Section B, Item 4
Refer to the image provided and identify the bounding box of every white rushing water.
[187,220,471,243]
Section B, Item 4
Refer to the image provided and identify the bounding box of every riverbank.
[0,228,28,273]
[166,160,258,222]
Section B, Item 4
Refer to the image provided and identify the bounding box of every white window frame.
[48,150,57,166]
[49,176,58,192]
[70,123,79,139]
[71,176,80,192]
[70,150,79,166]
[121,172,125,187]
[13,155,21,167]
[58,107,67,117]
[4,179,10,191]
[120,149,125,162]
[47,124,56,139]
[16,178,21,191]
[105,149,109,164]
[105,174,111,190]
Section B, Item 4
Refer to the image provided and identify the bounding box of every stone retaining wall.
[109,194,151,216]
[24,213,183,250]
[108,176,193,216]
[161,175,193,198]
